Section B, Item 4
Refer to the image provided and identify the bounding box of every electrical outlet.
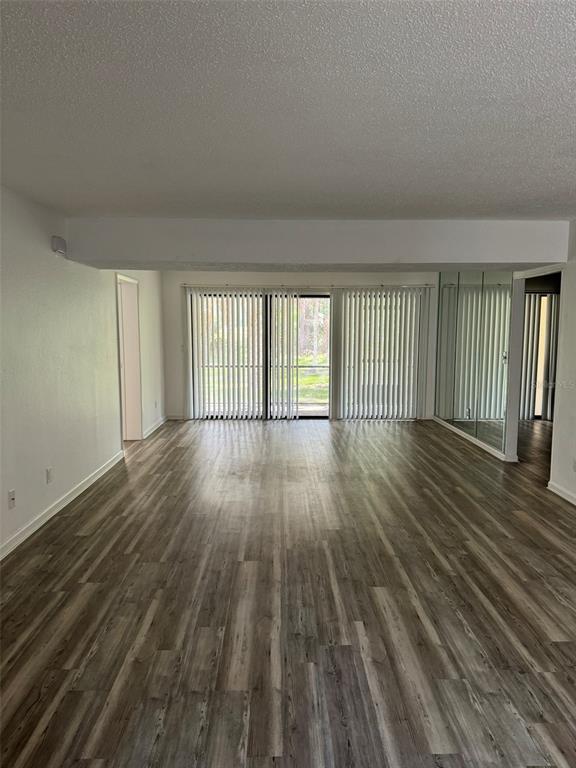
[8,490,16,509]
[46,467,53,484]
[573,458,576,474]
[155,400,158,410]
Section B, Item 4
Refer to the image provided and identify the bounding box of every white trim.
[504,277,525,458]
[432,416,518,462]
[116,274,144,441]
[143,416,167,439]
[547,481,576,508]
[0,451,125,561]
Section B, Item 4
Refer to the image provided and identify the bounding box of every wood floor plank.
[1,419,576,766]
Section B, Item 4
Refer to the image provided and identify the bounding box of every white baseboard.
[0,450,125,561]
[547,481,576,508]
[143,416,167,439]
[431,416,517,462]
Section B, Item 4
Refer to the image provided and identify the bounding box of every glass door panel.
[297,296,330,417]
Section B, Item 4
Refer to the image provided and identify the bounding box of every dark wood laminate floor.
[2,420,576,767]
[518,419,554,487]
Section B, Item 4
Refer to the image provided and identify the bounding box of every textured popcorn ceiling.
[2,0,575,218]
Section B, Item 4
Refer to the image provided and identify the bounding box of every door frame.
[509,264,564,461]
[294,292,331,419]
[116,274,144,441]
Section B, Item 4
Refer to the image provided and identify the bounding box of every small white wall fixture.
[117,275,143,441]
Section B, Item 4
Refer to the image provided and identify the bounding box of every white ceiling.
[2,0,576,219]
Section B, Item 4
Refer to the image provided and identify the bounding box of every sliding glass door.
[190,289,330,420]
[189,286,428,421]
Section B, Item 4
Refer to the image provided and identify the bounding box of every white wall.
[117,270,165,437]
[549,222,576,505]
[0,188,123,556]
[161,270,437,419]
[68,217,570,271]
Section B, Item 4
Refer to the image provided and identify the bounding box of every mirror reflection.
[436,271,512,452]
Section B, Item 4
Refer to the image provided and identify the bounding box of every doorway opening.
[296,295,330,417]
[117,275,143,443]
[518,272,561,484]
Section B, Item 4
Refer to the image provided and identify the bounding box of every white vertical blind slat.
[248,293,253,419]
[204,292,210,417]
[242,292,246,417]
[374,291,382,418]
[191,291,200,417]
[391,290,398,418]
[213,294,219,418]
[383,290,390,417]
[398,290,406,418]
[361,291,368,417]
[220,294,225,417]
[356,291,360,418]
[369,291,375,418]
[268,292,298,419]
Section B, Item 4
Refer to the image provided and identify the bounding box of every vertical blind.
[452,285,510,421]
[338,288,424,419]
[435,283,458,420]
[190,290,264,419]
[189,286,429,421]
[520,293,559,421]
[269,292,298,419]
[453,286,483,420]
